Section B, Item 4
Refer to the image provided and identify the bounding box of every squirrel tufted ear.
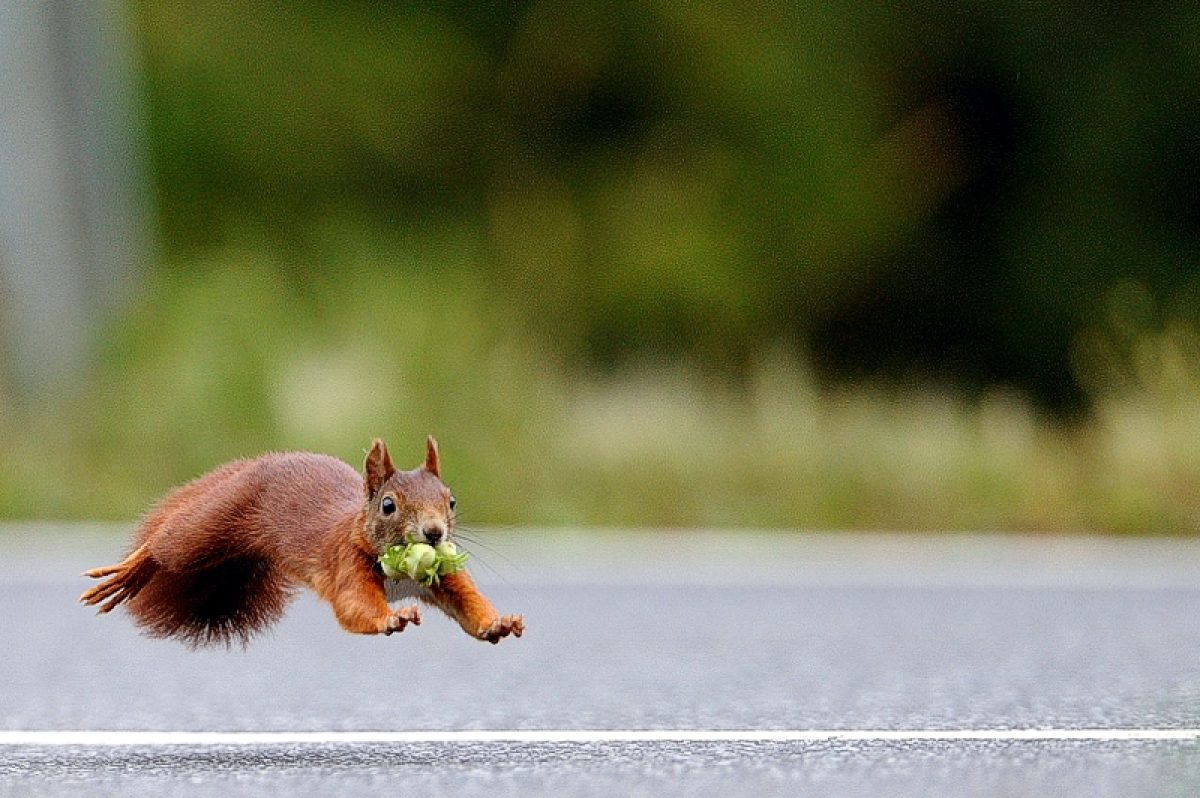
[364,438,395,498]
[424,435,440,478]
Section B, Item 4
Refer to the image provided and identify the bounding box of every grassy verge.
[0,248,1196,534]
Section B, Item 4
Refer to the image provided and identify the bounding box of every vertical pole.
[0,0,148,400]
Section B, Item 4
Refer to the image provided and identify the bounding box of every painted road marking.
[1,729,1199,746]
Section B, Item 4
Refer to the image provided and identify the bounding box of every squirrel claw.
[479,614,524,644]
[384,605,421,635]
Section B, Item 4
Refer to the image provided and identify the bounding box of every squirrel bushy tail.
[79,458,300,648]
[81,544,293,647]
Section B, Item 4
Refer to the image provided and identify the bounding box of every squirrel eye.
[449,495,456,512]
[381,496,396,515]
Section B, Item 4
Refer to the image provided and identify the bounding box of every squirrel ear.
[364,438,395,498]
[424,435,440,478]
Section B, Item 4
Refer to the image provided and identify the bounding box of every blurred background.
[2,0,1199,533]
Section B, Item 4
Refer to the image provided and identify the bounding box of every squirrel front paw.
[478,614,524,644]
[383,605,421,635]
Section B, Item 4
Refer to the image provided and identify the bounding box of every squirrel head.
[361,436,455,554]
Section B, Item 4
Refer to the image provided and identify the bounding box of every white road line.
[1,729,1199,746]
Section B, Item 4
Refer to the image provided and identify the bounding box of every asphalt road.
[3,527,1200,796]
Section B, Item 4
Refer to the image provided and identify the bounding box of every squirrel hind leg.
[79,545,156,613]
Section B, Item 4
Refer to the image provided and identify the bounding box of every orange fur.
[80,439,523,647]
[427,571,525,643]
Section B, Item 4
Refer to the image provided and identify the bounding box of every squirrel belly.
[80,438,525,648]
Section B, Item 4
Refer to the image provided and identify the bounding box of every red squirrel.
[80,437,524,647]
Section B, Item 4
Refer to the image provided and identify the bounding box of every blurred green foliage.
[136,1,1200,410]
[5,1,1200,531]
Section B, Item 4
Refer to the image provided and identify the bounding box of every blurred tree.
[133,0,1200,411]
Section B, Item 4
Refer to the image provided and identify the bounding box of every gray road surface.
[2,526,1200,796]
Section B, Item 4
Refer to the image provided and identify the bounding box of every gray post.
[0,0,149,399]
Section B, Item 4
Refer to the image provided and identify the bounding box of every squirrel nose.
[422,523,445,544]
